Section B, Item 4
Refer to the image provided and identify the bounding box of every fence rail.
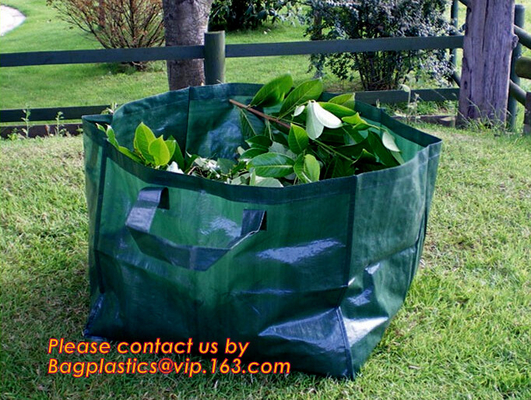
[0,35,463,124]
[2,36,464,68]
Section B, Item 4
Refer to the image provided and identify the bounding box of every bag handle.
[125,187,266,271]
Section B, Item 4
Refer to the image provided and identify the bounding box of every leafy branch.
[98,74,404,188]
[230,73,405,186]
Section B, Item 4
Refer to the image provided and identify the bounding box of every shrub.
[209,0,299,31]
[305,0,452,91]
[47,0,164,68]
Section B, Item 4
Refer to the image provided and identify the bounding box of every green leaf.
[117,146,142,163]
[134,122,156,163]
[319,102,356,118]
[170,140,185,171]
[279,79,323,118]
[164,139,176,159]
[336,140,370,158]
[327,157,355,179]
[353,148,387,173]
[381,130,401,152]
[288,124,309,155]
[341,125,365,144]
[240,147,267,161]
[217,158,236,174]
[306,101,342,139]
[293,104,306,117]
[366,131,400,168]
[319,128,348,146]
[250,170,284,187]
[239,109,261,139]
[248,152,295,178]
[269,142,293,157]
[310,101,342,128]
[342,113,367,126]
[246,135,272,150]
[254,178,284,188]
[392,151,405,164]
[328,93,355,109]
[105,126,119,148]
[250,74,293,107]
[148,136,171,166]
[294,154,320,183]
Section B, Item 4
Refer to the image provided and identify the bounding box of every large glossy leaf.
[240,147,267,161]
[269,142,292,156]
[239,109,260,139]
[341,125,365,144]
[250,74,293,107]
[342,113,369,127]
[248,153,295,178]
[149,136,171,166]
[288,124,309,154]
[336,139,370,158]
[311,101,342,128]
[324,157,355,179]
[381,130,401,152]
[294,154,321,183]
[306,106,324,140]
[246,135,272,150]
[134,122,156,163]
[353,148,379,165]
[279,79,323,118]
[118,146,142,163]
[328,93,355,109]
[293,104,306,117]
[367,131,400,167]
[392,151,405,164]
[306,101,342,139]
[250,171,284,187]
[170,138,185,171]
[105,126,119,148]
[164,139,176,159]
[319,102,356,118]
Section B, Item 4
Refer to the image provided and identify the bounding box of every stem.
[314,139,352,162]
[229,99,353,163]
[229,99,291,130]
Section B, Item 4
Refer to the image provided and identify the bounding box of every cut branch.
[229,99,291,130]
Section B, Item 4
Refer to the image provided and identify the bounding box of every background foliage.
[209,0,299,31]
[304,0,453,91]
[46,0,164,69]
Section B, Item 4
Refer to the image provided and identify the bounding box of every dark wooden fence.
[4,0,527,131]
[454,0,527,131]
[0,30,463,127]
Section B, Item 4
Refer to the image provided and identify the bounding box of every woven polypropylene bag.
[82,83,441,378]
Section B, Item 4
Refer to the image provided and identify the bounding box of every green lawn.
[1,126,530,399]
[0,0,324,111]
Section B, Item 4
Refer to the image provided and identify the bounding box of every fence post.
[457,0,516,126]
[508,4,525,130]
[204,31,225,85]
[450,0,459,69]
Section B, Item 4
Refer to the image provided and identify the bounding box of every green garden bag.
[82,83,441,378]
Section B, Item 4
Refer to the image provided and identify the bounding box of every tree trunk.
[162,0,214,90]
[457,0,517,125]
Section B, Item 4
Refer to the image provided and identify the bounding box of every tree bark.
[457,0,517,125]
[162,0,214,90]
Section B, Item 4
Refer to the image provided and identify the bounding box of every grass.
[0,0,326,111]
[1,126,530,399]
[1,0,461,116]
